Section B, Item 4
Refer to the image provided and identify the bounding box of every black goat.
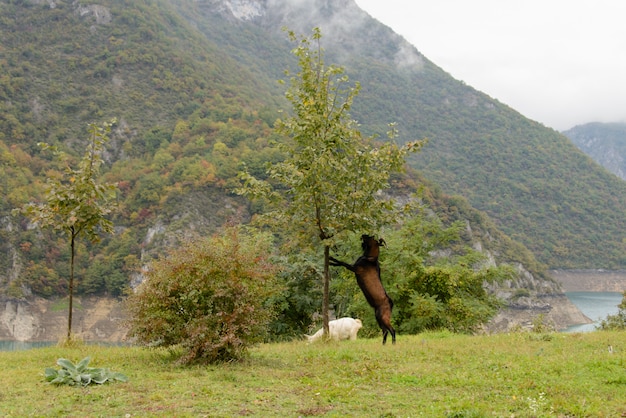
[329,235,396,344]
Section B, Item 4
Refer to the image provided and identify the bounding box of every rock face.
[551,269,626,292]
[0,296,128,342]
[73,3,113,25]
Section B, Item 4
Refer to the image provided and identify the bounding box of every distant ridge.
[563,122,626,181]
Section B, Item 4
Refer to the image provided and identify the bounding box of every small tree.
[16,120,118,341]
[238,28,425,337]
[125,227,280,364]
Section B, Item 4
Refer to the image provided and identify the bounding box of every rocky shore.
[483,266,594,333]
[486,293,592,333]
[4,269,622,342]
[1,293,590,343]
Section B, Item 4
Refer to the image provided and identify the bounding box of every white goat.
[306,317,363,343]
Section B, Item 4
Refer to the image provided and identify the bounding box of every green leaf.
[44,368,58,382]
[91,374,108,385]
[56,358,77,373]
[50,376,68,385]
[80,374,92,385]
[76,356,91,372]
[111,372,129,383]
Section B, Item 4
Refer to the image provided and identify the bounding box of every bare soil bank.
[551,270,626,292]
[4,270,617,342]
[1,296,128,343]
[2,293,590,342]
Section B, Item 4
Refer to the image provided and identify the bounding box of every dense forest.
[1,0,625,312]
[173,0,626,270]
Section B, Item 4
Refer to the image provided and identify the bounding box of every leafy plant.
[44,356,128,386]
[125,226,281,364]
[331,212,513,335]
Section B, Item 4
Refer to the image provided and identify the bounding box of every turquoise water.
[565,291,623,332]
[0,340,129,351]
[0,340,55,351]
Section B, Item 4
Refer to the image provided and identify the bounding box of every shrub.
[125,227,280,364]
[599,291,626,331]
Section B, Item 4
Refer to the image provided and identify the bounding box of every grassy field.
[1,331,625,417]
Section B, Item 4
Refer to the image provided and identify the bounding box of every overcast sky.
[353,0,626,131]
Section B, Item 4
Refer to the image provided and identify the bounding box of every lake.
[565,291,623,332]
[0,340,129,352]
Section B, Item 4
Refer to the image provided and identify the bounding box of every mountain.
[174,0,626,269]
[1,0,625,285]
[0,0,598,336]
[563,122,626,181]
[2,0,624,273]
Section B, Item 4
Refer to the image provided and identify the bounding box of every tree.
[16,120,118,341]
[238,28,425,337]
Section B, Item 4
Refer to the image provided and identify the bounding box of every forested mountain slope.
[1,0,278,297]
[171,0,626,269]
[1,0,625,304]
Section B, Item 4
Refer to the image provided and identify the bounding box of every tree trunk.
[322,245,330,338]
[67,233,75,340]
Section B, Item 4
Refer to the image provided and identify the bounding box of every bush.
[266,252,324,341]
[125,227,280,364]
[599,292,626,331]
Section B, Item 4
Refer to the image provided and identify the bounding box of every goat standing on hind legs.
[329,235,396,344]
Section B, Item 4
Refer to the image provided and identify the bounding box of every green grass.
[1,331,625,417]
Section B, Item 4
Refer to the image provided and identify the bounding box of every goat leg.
[329,257,355,271]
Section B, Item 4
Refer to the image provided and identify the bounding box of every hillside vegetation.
[1,0,626,309]
[174,0,626,269]
[1,0,281,297]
